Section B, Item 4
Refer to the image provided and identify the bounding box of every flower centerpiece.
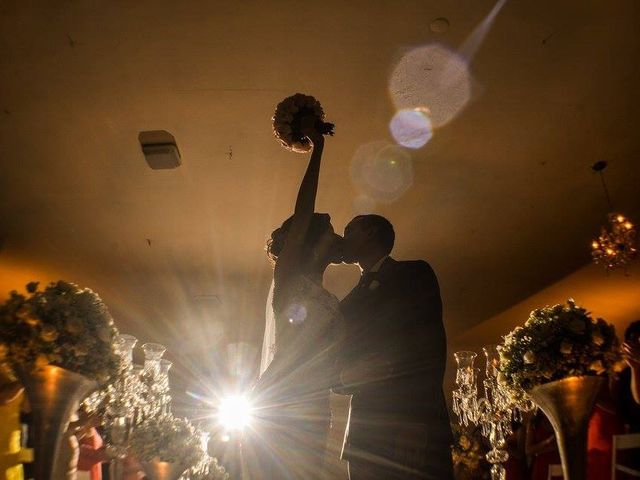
[497,299,623,480]
[0,281,120,384]
[130,415,204,480]
[497,299,623,399]
[272,93,334,153]
[182,457,230,480]
[450,424,490,480]
[0,280,120,480]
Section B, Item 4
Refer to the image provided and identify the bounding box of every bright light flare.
[218,395,253,430]
[389,109,433,149]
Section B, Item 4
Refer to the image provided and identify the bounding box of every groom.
[336,214,453,479]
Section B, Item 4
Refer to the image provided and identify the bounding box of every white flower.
[568,318,586,334]
[97,326,111,342]
[588,360,605,374]
[73,344,89,356]
[613,360,627,373]
[560,341,572,354]
[499,349,512,362]
[592,332,605,346]
[40,325,59,342]
[65,316,84,334]
[523,351,536,364]
[35,354,49,368]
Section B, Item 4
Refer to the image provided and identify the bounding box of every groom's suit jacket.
[337,257,452,468]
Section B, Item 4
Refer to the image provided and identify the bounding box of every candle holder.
[453,346,534,480]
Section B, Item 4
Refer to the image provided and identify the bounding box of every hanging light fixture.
[590,161,637,271]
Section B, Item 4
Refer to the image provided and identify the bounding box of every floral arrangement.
[130,415,203,467]
[272,93,334,153]
[450,424,490,479]
[0,281,120,385]
[497,299,624,399]
[182,457,230,480]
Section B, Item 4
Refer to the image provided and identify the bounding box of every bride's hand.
[299,115,324,146]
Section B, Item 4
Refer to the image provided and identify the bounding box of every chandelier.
[590,161,637,271]
[591,213,637,270]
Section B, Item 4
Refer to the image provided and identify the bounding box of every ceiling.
[1,0,640,396]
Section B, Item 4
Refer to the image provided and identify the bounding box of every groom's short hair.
[353,214,395,254]
[626,320,640,343]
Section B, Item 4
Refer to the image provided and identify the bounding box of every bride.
[248,117,343,479]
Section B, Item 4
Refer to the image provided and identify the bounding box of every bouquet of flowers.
[130,415,203,467]
[497,299,624,400]
[0,281,120,385]
[272,93,334,153]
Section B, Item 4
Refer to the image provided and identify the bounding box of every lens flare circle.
[389,109,433,149]
[350,141,414,204]
[218,395,252,430]
[389,44,471,128]
[353,194,377,215]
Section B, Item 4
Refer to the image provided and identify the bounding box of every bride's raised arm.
[273,120,325,290]
[253,124,325,390]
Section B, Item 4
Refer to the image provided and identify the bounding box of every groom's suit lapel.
[341,257,397,322]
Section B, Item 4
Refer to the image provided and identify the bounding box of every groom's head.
[342,214,395,265]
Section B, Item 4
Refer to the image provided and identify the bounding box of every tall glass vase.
[115,334,138,366]
[142,343,166,377]
[158,359,173,416]
[140,343,166,420]
[16,365,96,480]
[527,376,604,480]
[452,351,477,422]
[107,334,139,479]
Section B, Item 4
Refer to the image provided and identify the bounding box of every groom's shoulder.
[392,258,436,277]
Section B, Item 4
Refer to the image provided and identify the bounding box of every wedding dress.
[259,281,276,375]
[254,275,342,479]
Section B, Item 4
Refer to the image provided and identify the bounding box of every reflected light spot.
[286,303,307,325]
[389,44,471,128]
[350,142,414,204]
[389,109,433,149]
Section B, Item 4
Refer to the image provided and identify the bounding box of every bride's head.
[267,213,343,270]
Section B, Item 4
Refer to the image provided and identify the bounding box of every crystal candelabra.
[83,335,173,480]
[452,346,534,480]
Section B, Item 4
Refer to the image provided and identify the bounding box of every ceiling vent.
[139,130,181,169]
